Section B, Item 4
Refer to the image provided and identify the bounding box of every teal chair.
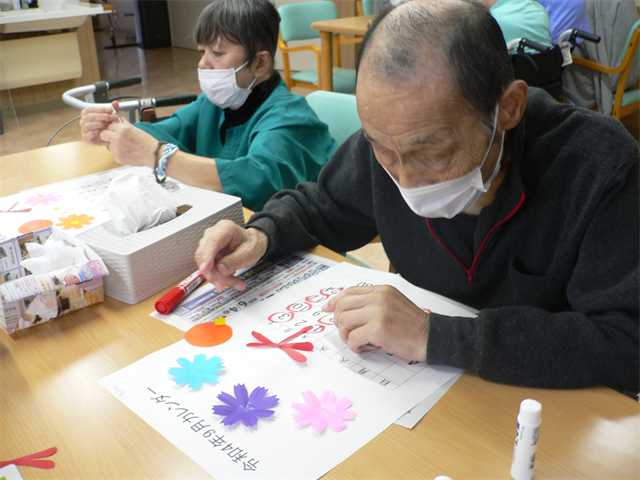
[278,1,357,93]
[572,19,640,121]
[306,90,362,146]
[357,0,374,16]
[306,90,381,269]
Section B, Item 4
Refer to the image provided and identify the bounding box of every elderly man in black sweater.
[195,0,639,394]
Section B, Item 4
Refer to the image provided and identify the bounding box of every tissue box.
[0,228,109,335]
[77,187,244,305]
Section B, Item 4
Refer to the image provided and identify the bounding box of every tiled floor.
[4,27,638,271]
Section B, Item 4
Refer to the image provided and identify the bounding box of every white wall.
[165,0,321,72]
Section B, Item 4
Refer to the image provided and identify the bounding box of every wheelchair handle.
[62,84,139,111]
[519,39,550,53]
[574,31,600,44]
[104,75,142,90]
[557,29,601,46]
[153,93,198,108]
[506,38,550,54]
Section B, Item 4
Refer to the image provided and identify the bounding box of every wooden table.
[311,15,375,91]
[1,142,639,479]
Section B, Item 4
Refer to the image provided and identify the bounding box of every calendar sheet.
[100,262,474,480]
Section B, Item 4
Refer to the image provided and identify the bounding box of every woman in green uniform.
[79,0,337,211]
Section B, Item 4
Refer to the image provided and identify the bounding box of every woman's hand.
[195,220,270,291]
[99,117,157,168]
[322,285,429,361]
[79,101,119,147]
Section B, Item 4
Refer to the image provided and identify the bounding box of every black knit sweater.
[247,88,639,393]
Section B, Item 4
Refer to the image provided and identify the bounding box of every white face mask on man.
[384,104,505,219]
[198,60,257,110]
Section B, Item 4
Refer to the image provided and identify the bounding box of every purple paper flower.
[292,390,356,433]
[213,384,279,427]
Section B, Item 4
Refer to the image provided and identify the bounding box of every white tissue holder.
[77,187,243,304]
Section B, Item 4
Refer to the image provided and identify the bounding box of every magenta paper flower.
[24,193,61,207]
[292,390,356,433]
[213,384,279,427]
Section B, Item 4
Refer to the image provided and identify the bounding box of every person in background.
[535,0,590,44]
[475,0,552,48]
[194,0,638,394]
[79,0,337,212]
[374,0,407,13]
[561,0,640,115]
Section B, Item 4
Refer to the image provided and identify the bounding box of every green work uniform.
[135,79,337,211]
[491,0,552,49]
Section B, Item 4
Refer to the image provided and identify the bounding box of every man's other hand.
[322,285,429,362]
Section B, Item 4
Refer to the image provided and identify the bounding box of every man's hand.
[195,220,269,291]
[322,285,429,361]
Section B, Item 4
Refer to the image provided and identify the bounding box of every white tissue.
[101,172,177,234]
[21,237,88,275]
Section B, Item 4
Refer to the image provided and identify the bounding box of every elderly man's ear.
[498,80,527,131]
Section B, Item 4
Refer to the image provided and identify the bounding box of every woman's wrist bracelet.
[154,142,178,183]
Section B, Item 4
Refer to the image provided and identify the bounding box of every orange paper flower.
[56,214,95,230]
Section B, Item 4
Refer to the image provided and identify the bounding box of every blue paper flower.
[168,354,224,389]
[213,384,279,427]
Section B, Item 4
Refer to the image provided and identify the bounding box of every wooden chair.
[571,20,640,120]
[356,0,374,16]
[278,1,356,93]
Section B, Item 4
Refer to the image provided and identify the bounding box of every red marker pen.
[155,270,204,315]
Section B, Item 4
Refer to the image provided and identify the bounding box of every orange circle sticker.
[18,219,54,234]
[185,317,233,347]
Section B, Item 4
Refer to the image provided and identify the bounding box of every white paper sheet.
[152,252,338,332]
[0,464,25,480]
[100,262,476,480]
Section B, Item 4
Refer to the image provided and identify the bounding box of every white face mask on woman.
[384,104,505,219]
[198,60,257,109]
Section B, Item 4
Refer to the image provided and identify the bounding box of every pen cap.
[518,399,541,425]
[155,288,183,314]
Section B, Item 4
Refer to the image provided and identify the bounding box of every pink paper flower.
[24,193,61,207]
[292,390,356,433]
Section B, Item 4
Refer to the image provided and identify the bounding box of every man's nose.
[397,162,425,189]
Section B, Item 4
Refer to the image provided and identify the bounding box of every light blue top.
[135,79,337,212]
[491,0,552,48]
[536,0,590,44]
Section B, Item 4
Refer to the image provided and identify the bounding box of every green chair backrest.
[363,0,374,16]
[279,1,338,43]
[626,19,640,65]
[306,91,361,146]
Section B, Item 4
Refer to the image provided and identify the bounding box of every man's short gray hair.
[358,0,514,128]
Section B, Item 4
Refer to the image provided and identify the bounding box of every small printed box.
[0,227,109,335]
[77,187,244,305]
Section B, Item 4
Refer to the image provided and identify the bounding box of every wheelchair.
[507,29,601,104]
[48,76,197,146]
[62,75,197,123]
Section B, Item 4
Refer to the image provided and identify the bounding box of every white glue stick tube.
[510,399,542,480]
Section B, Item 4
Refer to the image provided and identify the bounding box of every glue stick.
[510,399,541,480]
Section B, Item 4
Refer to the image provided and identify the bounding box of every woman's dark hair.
[194,0,280,67]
